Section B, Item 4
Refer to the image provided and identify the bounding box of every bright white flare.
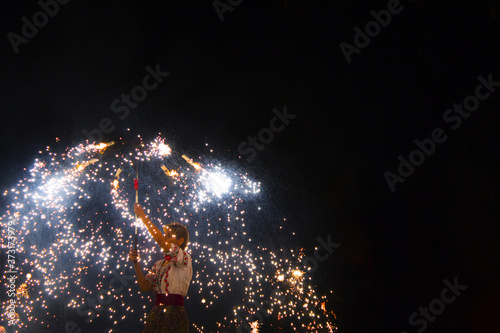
[201,171,232,197]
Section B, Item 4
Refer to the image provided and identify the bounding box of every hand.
[134,204,146,218]
[129,250,140,264]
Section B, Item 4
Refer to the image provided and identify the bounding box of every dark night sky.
[1,0,500,332]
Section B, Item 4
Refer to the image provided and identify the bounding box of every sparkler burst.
[1,135,337,332]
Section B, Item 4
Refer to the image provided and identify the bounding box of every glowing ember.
[181,154,202,170]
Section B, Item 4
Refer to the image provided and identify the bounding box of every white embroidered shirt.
[145,244,192,296]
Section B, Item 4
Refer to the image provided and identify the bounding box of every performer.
[129,204,192,333]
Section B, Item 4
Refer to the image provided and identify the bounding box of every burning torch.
[133,167,139,251]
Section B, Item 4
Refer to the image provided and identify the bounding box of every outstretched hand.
[129,249,140,264]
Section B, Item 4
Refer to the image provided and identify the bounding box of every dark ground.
[1,0,500,332]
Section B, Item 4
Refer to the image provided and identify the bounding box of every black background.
[1,0,500,332]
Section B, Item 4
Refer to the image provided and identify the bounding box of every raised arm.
[134,204,170,252]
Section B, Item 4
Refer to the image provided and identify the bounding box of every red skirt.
[142,294,188,333]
